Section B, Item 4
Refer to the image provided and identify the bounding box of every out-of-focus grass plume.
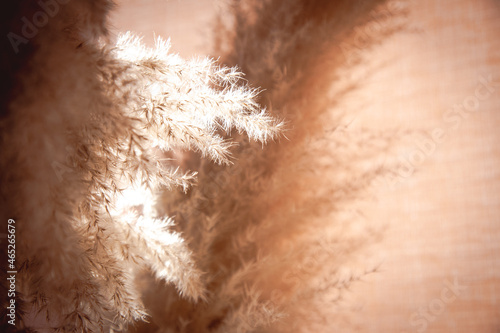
[0,0,404,332]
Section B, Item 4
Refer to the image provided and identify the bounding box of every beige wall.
[112,0,500,331]
[111,0,219,57]
[350,1,500,332]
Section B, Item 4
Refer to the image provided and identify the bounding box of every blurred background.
[111,0,500,332]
